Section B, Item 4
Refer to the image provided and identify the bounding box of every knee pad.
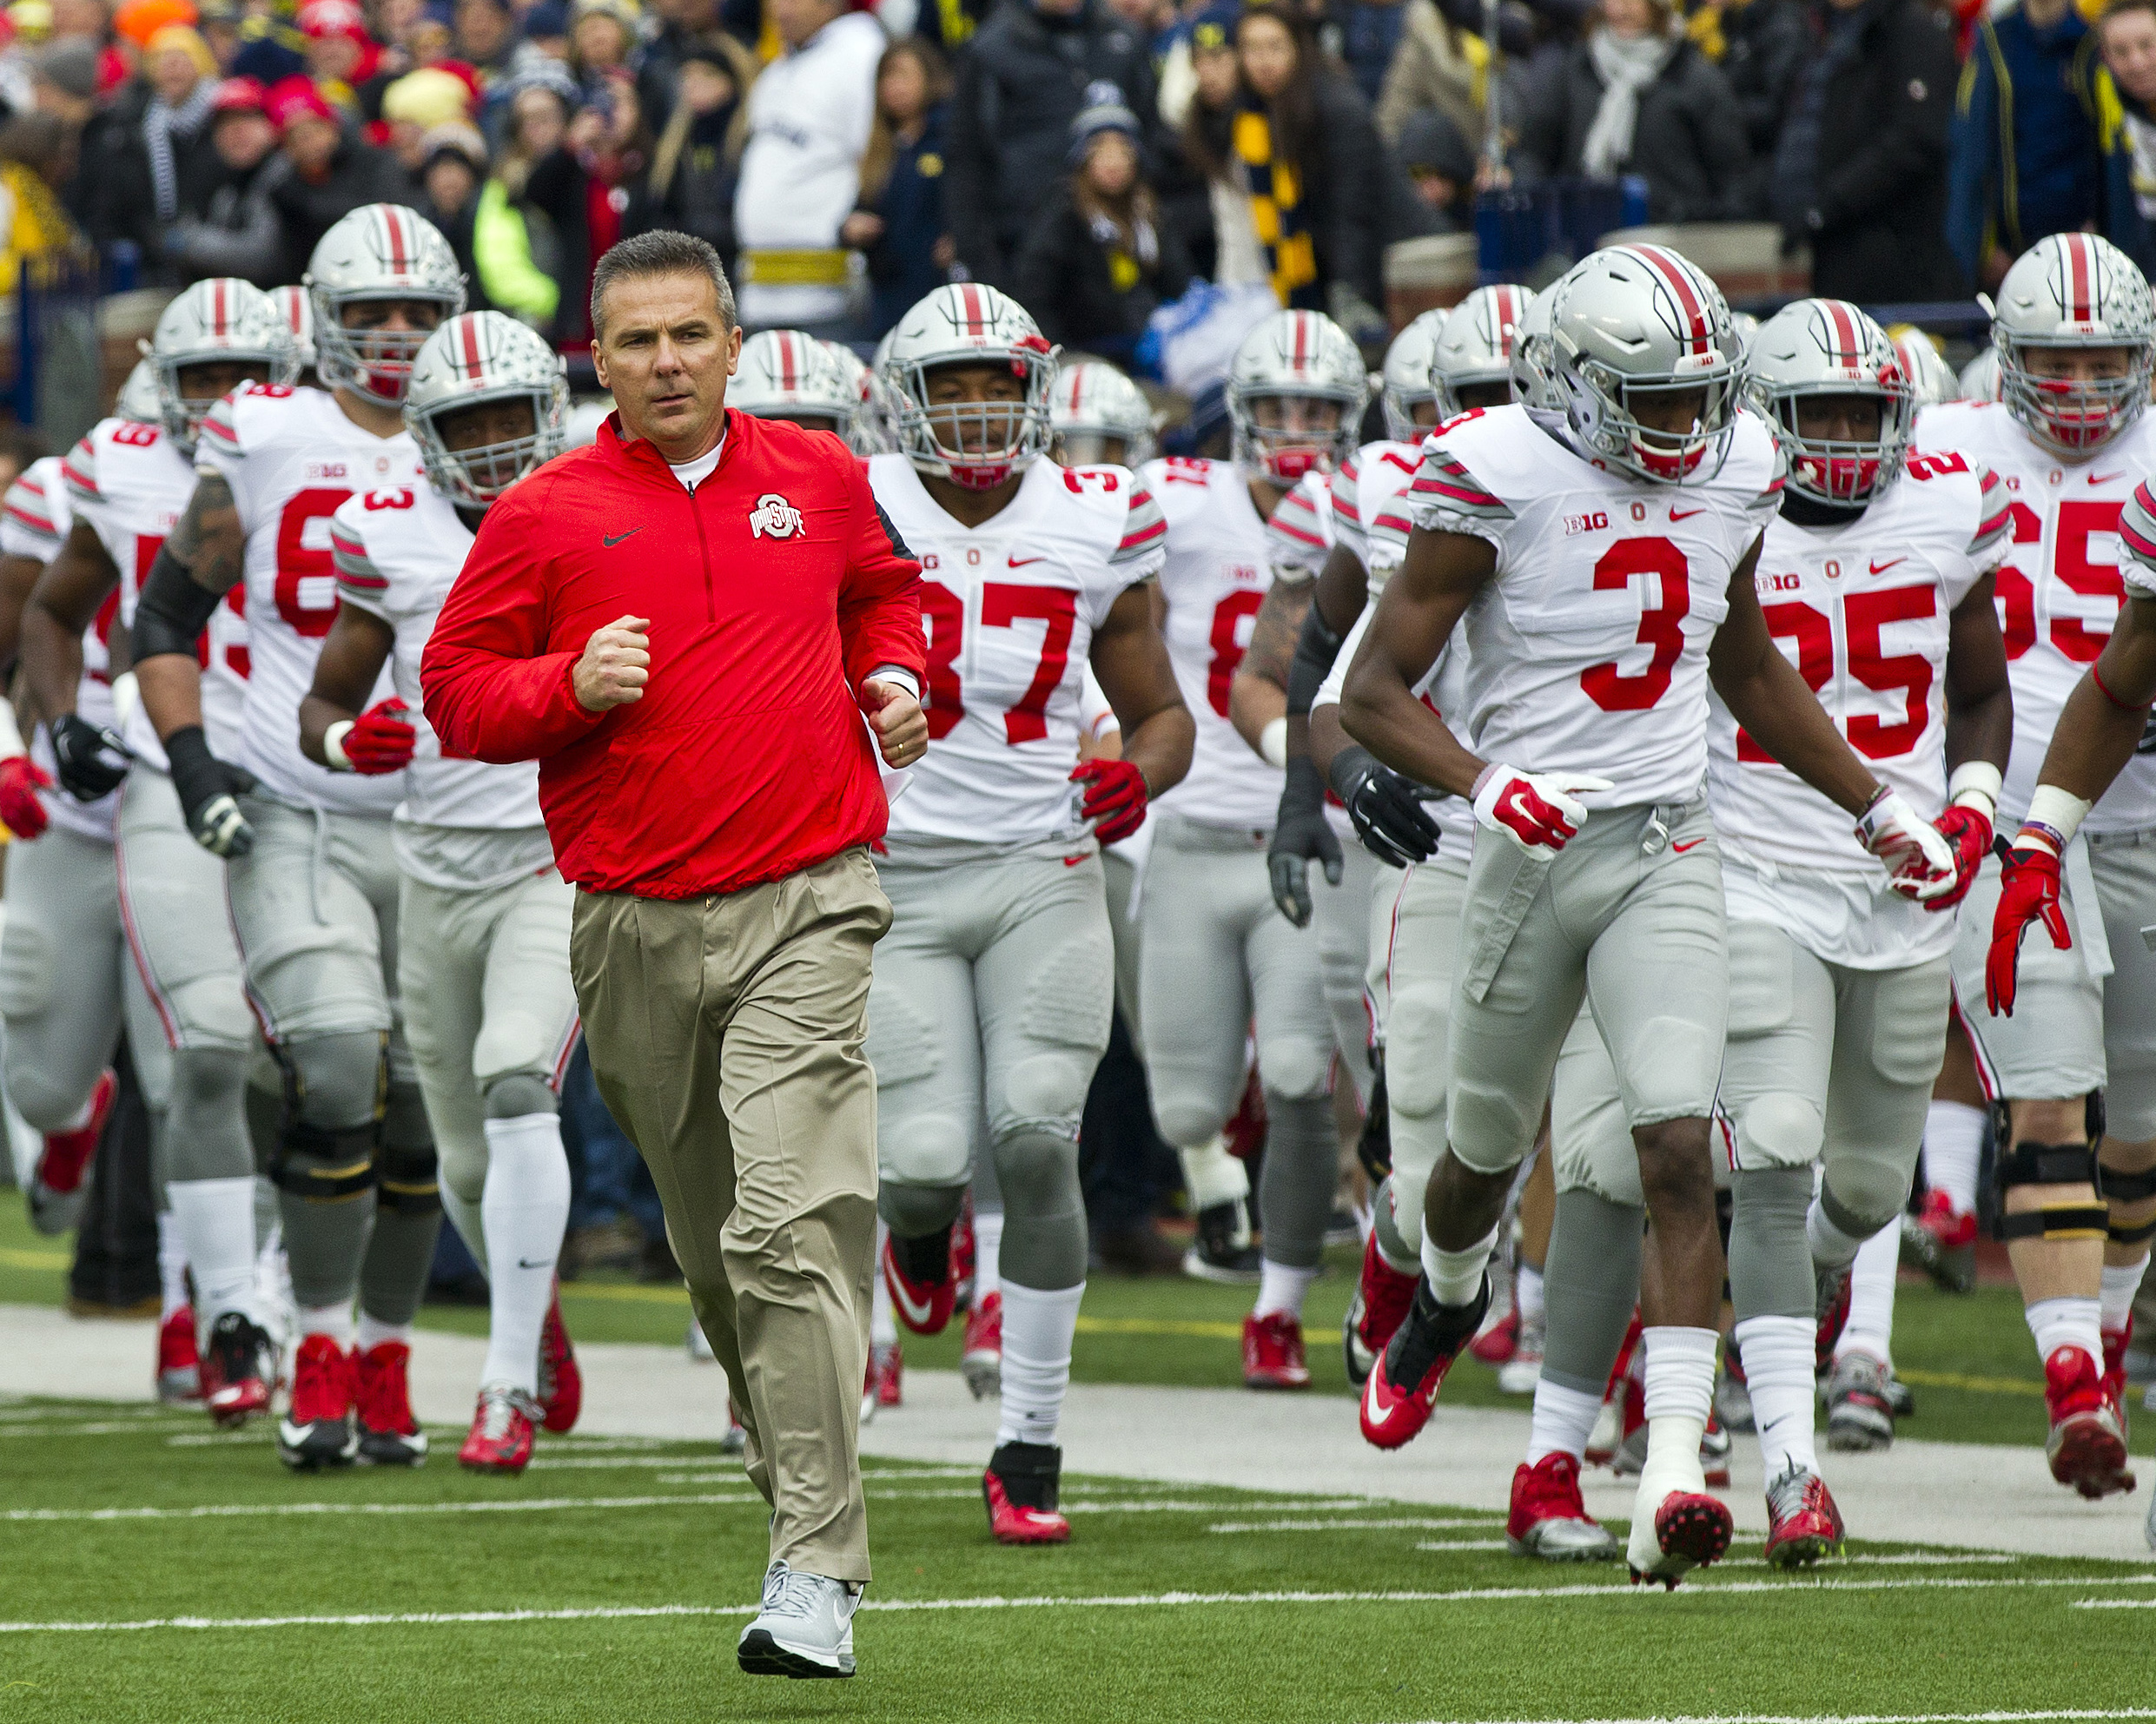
[283,1030,387,1131]
[170,1045,248,1118]
[878,1179,967,1239]
[269,1121,378,1205]
[482,1071,559,1120]
[1002,1052,1095,1137]
[990,1129,1082,1220]
[1993,1139,2107,1243]
[164,1047,251,1183]
[1255,1036,1329,1104]
[1382,989,1448,1120]
[1817,1159,1908,1240]
[2100,1156,2156,1244]
[0,917,54,1020]
[375,1140,441,1216]
[1732,1091,1823,1171]
[1154,1096,1230,1151]
[883,1114,971,1192]
[1727,1165,1815,1323]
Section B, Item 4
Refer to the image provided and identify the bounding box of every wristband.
[1260,716,1288,770]
[1948,761,2002,822]
[2025,783,2092,849]
[0,697,24,762]
[323,720,354,771]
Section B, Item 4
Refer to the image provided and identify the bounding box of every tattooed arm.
[1228,576,1312,759]
[135,469,244,740]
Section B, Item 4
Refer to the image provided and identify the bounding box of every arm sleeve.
[328,500,391,622]
[1263,472,1330,581]
[837,464,926,693]
[2120,479,2156,601]
[195,388,258,524]
[1967,463,2012,573]
[417,479,606,763]
[1110,479,1168,585]
[0,469,62,561]
[1403,439,1514,543]
[1331,454,1367,567]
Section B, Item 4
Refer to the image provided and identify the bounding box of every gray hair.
[589,230,736,343]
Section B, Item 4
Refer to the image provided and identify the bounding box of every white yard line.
[1209,1516,1505,1533]
[0,1494,765,1523]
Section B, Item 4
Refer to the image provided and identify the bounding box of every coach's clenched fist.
[862,677,928,767]
[574,615,651,711]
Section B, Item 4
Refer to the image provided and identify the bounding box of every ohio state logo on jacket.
[751,492,804,538]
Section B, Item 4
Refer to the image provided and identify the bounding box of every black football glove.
[48,711,130,801]
[1329,744,1441,870]
[164,724,256,858]
[1267,755,1343,928]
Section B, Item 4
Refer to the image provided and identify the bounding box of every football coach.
[420,230,924,1680]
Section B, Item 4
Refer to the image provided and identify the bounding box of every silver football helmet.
[1888,327,1961,408]
[1509,285,1563,412]
[1743,299,1913,507]
[1551,244,1739,484]
[1430,283,1530,419]
[731,329,863,443]
[1993,233,2155,456]
[1378,309,1447,441]
[270,283,318,378]
[142,276,296,452]
[1726,310,1761,360]
[820,340,877,453]
[305,203,466,408]
[1959,346,2002,404]
[882,285,1057,489]
[1050,360,1156,466]
[116,358,162,426]
[1227,309,1368,485]
[404,311,568,509]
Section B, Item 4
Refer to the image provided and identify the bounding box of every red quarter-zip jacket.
[420,409,924,900]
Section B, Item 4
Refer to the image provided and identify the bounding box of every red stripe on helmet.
[381,206,410,274]
[777,332,797,392]
[2065,234,2093,324]
[1822,300,1860,366]
[957,283,986,335]
[1631,245,1710,354]
[211,279,228,339]
[1290,312,1310,370]
[1491,287,1519,355]
[458,314,481,378]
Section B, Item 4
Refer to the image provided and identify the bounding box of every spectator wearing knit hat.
[1015,83,1190,360]
[568,0,639,99]
[93,20,224,277]
[264,72,411,274]
[162,74,288,282]
[522,63,654,345]
[380,59,471,171]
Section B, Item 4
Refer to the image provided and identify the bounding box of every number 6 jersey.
[1402,404,1785,809]
[196,382,412,815]
[868,454,1166,853]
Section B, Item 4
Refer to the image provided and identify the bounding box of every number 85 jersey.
[1403,404,1784,809]
[196,382,416,816]
[869,455,1166,851]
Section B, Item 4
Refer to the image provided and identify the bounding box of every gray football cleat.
[737,1561,859,1679]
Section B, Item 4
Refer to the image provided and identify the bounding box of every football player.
[309,310,582,1472]
[729,329,866,443]
[271,284,321,390]
[866,283,1192,1543]
[133,204,463,1471]
[1936,233,2156,1500]
[1049,361,1156,471]
[1139,309,1361,1384]
[1342,245,1957,1585]
[21,284,290,1424]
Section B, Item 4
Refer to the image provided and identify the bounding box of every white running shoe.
[737,1561,859,1678]
[1497,1311,1544,1396]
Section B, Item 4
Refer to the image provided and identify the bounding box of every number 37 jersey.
[197,383,413,816]
[1403,404,1784,809]
[869,454,1166,851]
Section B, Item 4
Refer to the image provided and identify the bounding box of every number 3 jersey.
[1915,400,2156,834]
[1706,457,2008,967]
[196,383,411,816]
[63,416,250,773]
[868,453,1166,855]
[330,484,551,890]
[1402,404,1784,809]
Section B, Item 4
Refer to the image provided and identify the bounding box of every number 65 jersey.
[868,455,1165,853]
[1402,403,1785,809]
[196,382,413,816]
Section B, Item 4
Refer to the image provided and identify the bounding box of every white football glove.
[1471,764,1615,853]
[1855,788,1958,902]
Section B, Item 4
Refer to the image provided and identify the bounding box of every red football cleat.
[2045,1344,2135,1499]
[983,1440,1070,1545]
[354,1339,427,1466]
[881,1228,956,1336]
[1360,1278,1485,1450]
[962,1290,1002,1400]
[1505,1452,1617,1561]
[199,1311,276,1428]
[1469,1304,1519,1366]
[539,1282,582,1433]
[870,1340,903,1409]
[2102,1319,2133,1437]
[1343,1232,1418,1387]
[26,1068,116,1234]
[1242,1310,1311,1390]
[1762,1462,1845,1569]
[157,1305,201,1404]
[1815,1265,1853,1376]
[278,1333,358,1470]
[1629,1490,1734,1589]
[460,1385,540,1473]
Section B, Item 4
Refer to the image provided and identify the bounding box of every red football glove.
[1070,757,1147,846]
[1927,803,1993,912]
[1471,763,1613,853]
[342,698,417,775]
[1986,838,2070,1017]
[0,755,50,839]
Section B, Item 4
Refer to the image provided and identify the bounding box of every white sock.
[1422,1224,1498,1308]
[974,1206,1004,1307]
[995,1280,1084,1447]
[2101,1258,2150,1333]
[156,1209,191,1321]
[479,1113,572,1395]
[2026,1295,2105,1364]
[1179,1133,1249,1212]
[1515,1262,1546,1326]
[1805,1193,1868,1272]
[1253,1257,1318,1320]
[870,1219,897,1347]
[1735,1314,1817,1477]
[1837,1219,1901,1368]
[169,1176,261,1325]
[356,1312,412,1352]
[1922,1101,1985,1214]
[1637,1325,1718,1497]
[1524,1377,1603,1464]
[301,1302,353,1346]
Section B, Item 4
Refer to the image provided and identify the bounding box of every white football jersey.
[1707,457,2009,968]
[1143,455,1293,829]
[196,383,409,816]
[870,454,1166,851]
[1404,405,1784,809]
[1265,468,1333,581]
[1337,439,1426,590]
[1915,400,2156,834]
[66,417,251,770]
[330,482,551,888]
[3,455,116,842]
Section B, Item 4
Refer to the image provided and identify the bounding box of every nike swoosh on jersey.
[1008,555,1045,567]
[603,527,645,547]
[1669,507,1706,521]
[1672,838,1706,853]
[1868,558,1906,574]
[2092,472,2127,485]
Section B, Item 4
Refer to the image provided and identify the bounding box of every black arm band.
[1328,743,1376,804]
[1286,600,1346,718]
[134,544,222,664]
